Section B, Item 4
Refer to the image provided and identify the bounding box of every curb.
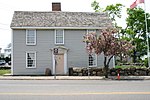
[108,76,150,80]
[0,76,105,80]
[0,76,150,80]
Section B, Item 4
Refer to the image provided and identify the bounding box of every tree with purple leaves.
[83,28,133,78]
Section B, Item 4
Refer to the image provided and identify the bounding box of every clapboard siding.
[12,29,113,75]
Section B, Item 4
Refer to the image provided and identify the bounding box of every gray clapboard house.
[10,3,113,75]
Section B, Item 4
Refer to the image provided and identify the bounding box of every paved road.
[0,80,150,100]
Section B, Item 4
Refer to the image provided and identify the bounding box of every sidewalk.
[108,76,150,80]
[0,76,105,80]
[0,75,150,80]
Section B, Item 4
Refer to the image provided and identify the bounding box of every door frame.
[52,47,68,75]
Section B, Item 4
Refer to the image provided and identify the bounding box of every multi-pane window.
[26,52,36,68]
[86,30,97,67]
[87,29,96,34]
[55,29,64,44]
[26,29,36,45]
[89,54,97,67]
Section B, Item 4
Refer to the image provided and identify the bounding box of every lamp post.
[53,48,58,79]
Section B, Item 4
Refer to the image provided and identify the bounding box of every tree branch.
[104,56,107,67]
[106,55,114,67]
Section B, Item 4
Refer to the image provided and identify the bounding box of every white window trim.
[86,29,97,67]
[89,54,97,67]
[52,51,68,75]
[26,29,36,45]
[26,51,36,69]
[86,29,96,48]
[87,29,96,34]
[55,29,64,45]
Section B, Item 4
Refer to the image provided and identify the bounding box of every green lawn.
[115,65,147,69]
[0,69,11,75]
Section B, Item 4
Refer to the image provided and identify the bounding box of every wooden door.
[56,54,64,75]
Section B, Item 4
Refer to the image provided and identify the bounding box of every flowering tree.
[83,28,133,78]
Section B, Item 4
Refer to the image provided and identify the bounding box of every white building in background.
[4,43,11,58]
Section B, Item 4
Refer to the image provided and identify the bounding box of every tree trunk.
[133,49,137,63]
[103,56,109,78]
[120,53,122,63]
[103,56,113,78]
[103,66,109,78]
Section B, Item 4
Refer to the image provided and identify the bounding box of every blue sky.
[0,0,149,52]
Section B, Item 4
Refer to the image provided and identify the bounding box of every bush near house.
[115,65,146,69]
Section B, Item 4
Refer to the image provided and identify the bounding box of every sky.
[0,0,150,52]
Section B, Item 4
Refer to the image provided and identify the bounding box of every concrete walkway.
[108,76,150,80]
[0,76,150,80]
[0,76,105,80]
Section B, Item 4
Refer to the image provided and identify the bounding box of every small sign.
[54,48,58,55]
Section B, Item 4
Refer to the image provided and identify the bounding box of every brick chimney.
[52,2,61,11]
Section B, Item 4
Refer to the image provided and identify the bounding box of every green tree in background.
[91,0,124,27]
[126,8,150,63]
[91,0,128,63]
[91,0,150,65]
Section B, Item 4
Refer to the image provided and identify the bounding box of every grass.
[115,65,147,69]
[0,69,11,75]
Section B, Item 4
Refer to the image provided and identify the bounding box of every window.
[26,52,36,68]
[87,29,96,34]
[26,29,36,45]
[89,54,97,67]
[55,29,64,44]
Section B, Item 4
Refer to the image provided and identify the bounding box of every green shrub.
[144,58,148,67]
[115,65,146,69]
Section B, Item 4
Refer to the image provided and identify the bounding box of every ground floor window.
[26,51,36,68]
[89,53,97,67]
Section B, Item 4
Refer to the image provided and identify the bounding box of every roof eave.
[10,26,111,30]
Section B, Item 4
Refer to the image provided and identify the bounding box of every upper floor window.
[26,51,36,68]
[55,29,64,44]
[26,29,36,45]
[87,29,96,34]
[89,53,97,67]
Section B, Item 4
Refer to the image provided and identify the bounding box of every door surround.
[51,46,69,75]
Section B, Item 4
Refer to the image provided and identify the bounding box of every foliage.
[115,65,146,69]
[83,28,133,77]
[126,8,150,63]
[91,0,103,12]
[0,44,11,63]
[91,0,124,27]
[91,0,127,63]
[91,1,150,64]
[0,55,5,60]
[5,57,11,63]
[0,56,11,63]
[144,58,148,67]
[104,3,124,27]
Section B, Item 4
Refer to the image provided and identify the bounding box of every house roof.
[10,11,113,29]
